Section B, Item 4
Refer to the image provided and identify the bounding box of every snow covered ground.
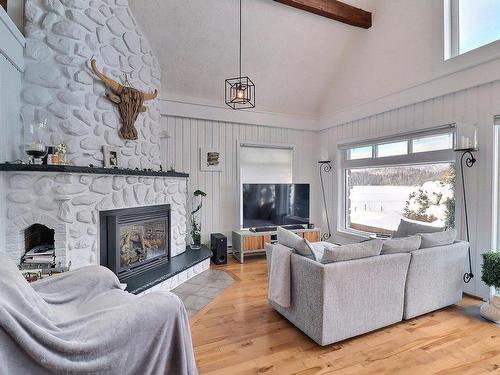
[349,185,450,232]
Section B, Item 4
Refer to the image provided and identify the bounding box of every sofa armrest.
[403,240,468,319]
[266,244,326,343]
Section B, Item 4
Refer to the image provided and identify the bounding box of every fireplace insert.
[99,205,171,282]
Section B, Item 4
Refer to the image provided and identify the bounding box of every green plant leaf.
[481,252,500,289]
[193,189,207,197]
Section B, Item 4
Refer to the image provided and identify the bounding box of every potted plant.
[189,189,206,249]
[479,251,500,323]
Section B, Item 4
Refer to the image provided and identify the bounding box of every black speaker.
[210,233,227,265]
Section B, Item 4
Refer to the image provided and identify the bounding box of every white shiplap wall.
[160,115,320,245]
[319,81,500,299]
[0,8,24,256]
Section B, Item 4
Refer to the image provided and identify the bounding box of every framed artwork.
[102,145,120,168]
[200,147,223,172]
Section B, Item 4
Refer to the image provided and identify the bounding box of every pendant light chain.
[239,0,242,80]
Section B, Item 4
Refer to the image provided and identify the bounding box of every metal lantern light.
[225,0,255,110]
[225,77,255,109]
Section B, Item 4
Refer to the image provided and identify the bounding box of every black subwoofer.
[210,233,227,265]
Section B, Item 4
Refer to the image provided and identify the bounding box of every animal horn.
[90,59,123,94]
[143,90,159,101]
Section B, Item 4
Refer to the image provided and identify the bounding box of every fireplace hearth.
[100,205,171,283]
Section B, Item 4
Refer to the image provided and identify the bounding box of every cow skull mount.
[90,59,158,140]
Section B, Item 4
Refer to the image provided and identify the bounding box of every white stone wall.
[5,172,187,268]
[22,0,161,169]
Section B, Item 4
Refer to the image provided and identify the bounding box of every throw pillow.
[381,235,422,254]
[321,240,383,264]
[277,226,314,258]
[304,239,327,262]
[418,228,457,248]
[393,218,443,238]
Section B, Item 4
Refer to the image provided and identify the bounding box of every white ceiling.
[130,0,375,118]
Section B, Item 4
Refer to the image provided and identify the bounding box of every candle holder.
[25,120,48,165]
[455,124,478,150]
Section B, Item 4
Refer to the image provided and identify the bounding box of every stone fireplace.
[1,0,211,292]
[4,171,188,269]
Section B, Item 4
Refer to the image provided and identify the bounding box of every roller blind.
[239,144,293,183]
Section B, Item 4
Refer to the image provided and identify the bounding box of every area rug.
[171,269,234,317]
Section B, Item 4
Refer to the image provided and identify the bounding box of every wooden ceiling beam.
[273,0,372,29]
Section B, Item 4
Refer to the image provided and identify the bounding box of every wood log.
[274,0,372,29]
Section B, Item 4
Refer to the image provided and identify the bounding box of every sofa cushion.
[381,235,421,254]
[277,226,314,258]
[304,239,325,262]
[393,218,443,238]
[321,240,383,264]
[418,228,457,248]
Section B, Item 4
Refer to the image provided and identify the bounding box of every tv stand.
[232,227,321,263]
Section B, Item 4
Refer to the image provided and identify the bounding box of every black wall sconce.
[454,147,478,283]
[319,160,332,241]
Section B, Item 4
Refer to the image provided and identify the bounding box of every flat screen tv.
[242,183,310,228]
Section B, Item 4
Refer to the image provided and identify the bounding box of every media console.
[232,227,321,263]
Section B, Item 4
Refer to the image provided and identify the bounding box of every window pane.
[240,146,292,183]
[376,141,408,158]
[348,146,372,160]
[346,163,455,234]
[459,0,500,54]
[412,133,454,153]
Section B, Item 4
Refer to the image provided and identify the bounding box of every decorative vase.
[189,194,203,250]
[190,214,201,250]
[480,292,500,324]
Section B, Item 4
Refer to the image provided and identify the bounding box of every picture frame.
[102,145,120,168]
[200,147,224,172]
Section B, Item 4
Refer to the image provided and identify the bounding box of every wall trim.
[0,6,25,72]
[159,98,319,131]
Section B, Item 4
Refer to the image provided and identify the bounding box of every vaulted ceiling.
[129,0,375,118]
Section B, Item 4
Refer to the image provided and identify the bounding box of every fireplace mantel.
[0,164,189,178]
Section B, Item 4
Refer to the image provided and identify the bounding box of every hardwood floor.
[190,257,500,375]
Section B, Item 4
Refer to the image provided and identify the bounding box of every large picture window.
[341,128,456,235]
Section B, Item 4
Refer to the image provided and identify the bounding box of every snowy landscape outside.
[347,163,455,234]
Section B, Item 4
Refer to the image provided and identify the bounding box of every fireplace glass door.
[119,218,168,270]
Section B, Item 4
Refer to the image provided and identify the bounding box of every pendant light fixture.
[225,0,255,109]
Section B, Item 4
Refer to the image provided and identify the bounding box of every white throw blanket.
[0,253,198,375]
[268,245,293,308]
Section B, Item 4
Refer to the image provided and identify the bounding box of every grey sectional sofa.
[265,240,468,346]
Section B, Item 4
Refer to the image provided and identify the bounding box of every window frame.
[339,126,456,236]
[445,0,500,59]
